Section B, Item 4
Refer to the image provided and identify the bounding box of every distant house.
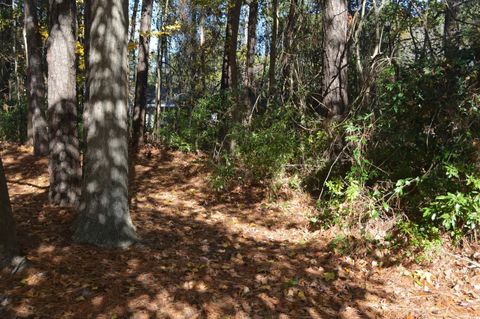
[144,86,177,129]
[128,86,187,130]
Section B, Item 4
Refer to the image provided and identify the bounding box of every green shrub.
[422,168,480,240]
[235,110,298,181]
[0,101,27,143]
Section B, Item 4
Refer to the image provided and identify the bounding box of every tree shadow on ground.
[1,146,395,319]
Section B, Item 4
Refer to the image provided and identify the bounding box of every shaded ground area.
[1,144,479,319]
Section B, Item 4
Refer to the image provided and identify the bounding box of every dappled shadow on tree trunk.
[73,0,138,247]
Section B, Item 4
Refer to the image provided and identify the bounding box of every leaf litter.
[0,143,479,319]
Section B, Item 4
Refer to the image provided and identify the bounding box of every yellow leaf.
[298,290,306,300]
[128,41,137,52]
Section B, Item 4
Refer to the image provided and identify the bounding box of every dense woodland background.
[1,0,480,262]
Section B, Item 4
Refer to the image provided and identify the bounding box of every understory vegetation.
[2,0,480,317]
[154,1,480,253]
[1,0,479,256]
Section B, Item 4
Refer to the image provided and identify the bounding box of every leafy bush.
[422,168,480,240]
[0,101,27,143]
[235,109,298,181]
[157,93,229,152]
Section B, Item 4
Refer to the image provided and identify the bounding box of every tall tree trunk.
[24,0,49,156]
[443,0,461,112]
[282,0,297,100]
[132,0,153,150]
[82,0,91,167]
[220,0,242,153]
[129,0,140,43]
[154,0,169,135]
[444,0,460,63]
[47,0,81,206]
[243,0,258,120]
[73,0,138,248]
[188,4,198,105]
[220,0,242,91]
[268,0,278,98]
[321,0,348,119]
[12,0,20,102]
[0,1,13,100]
[0,154,18,269]
[199,8,206,92]
[84,0,91,105]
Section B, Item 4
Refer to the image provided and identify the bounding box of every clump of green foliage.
[157,1,480,252]
[0,100,27,143]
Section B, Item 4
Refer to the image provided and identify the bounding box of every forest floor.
[1,144,480,319]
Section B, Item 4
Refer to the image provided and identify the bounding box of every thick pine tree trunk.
[132,0,153,150]
[73,0,138,248]
[24,0,49,156]
[46,0,81,206]
[220,0,242,91]
[321,0,348,119]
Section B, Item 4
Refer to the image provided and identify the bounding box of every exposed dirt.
[1,143,479,319]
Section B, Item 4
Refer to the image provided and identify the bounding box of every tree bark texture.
[132,0,153,150]
[73,0,138,248]
[220,0,242,91]
[0,1,13,100]
[0,154,18,269]
[268,0,278,98]
[154,0,169,135]
[282,0,297,100]
[129,0,140,43]
[47,0,81,206]
[322,0,348,118]
[24,0,49,155]
[444,0,460,63]
[243,0,258,115]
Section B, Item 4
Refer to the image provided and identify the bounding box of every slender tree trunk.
[282,0,297,100]
[129,0,140,43]
[188,5,198,105]
[0,1,13,100]
[129,0,140,110]
[84,0,91,105]
[0,154,18,269]
[199,8,206,92]
[154,0,169,135]
[73,0,138,248]
[243,0,258,121]
[82,0,91,167]
[12,0,20,102]
[268,0,278,99]
[321,0,348,119]
[220,0,242,91]
[132,0,153,150]
[444,0,460,63]
[46,0,81,206]
[24,0,49,155]
[220,0,242,153]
